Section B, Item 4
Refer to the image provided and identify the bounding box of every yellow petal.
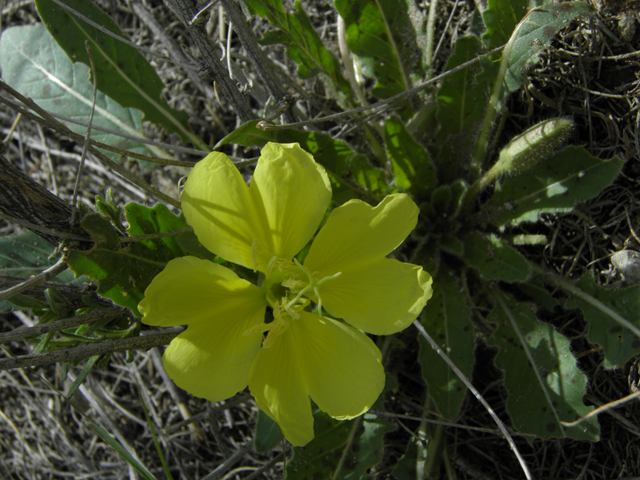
[249,323,314,446]
[181,152,269,271]
[251,143,331,262]
[303,194,419,276]
[181,144,331,271]
[139,256,267,401]
[319,258,433,335]
[248,313,384,446]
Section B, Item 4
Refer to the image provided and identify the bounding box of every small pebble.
[611,250,640,284]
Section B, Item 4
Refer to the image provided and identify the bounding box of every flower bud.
[492,117,574,177]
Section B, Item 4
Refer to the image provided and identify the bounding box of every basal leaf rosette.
[139,142,432,446]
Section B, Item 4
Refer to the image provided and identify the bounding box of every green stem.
[425,0,439,68]
[469,13,531,181]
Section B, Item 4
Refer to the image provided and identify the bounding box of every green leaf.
[481,0,530,51]
[472,2,594,177]
[285,411,350,480]
[255,410,282,453]
[215,120,388,202]
[488,292,599,440]
[518,279,559,311]
[565,271,640,368]
[462,231,532,282]
[67,354,101,399]
[285,410,395,480]
[502,2,595,94]
[0,231,85,312]
[0,25,156,163]
[391,439,422,480]
[418,275,475,421]
[434,35,496,180]
[244,0,350,95]
[384,116,437,196]
[334,0,417,99]
[487,146,623,227]
[88,419,157,480]
[34,0,200,147]
[66,204,189,316]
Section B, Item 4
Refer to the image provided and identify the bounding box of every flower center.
[243,256,341,344]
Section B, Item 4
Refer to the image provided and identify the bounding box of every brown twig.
[169,0,256,123]
[0,80,181,208]
[219,0,295,123]
[0,327,185,371]
[0,307,126,344]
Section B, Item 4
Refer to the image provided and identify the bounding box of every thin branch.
[562,389,640,428]
[0,327,185,371]
[70,40,99,226]
[412,320,533,480]
[170,0,256,123]
[220,0,295,123]
[0,212,91,242]
[0,80,180,208]
[258,44,505,131]
[0,258,69,303]
[0,307,126,344]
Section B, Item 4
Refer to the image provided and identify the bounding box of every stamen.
[286,259,342,317]
[266,256,279,277]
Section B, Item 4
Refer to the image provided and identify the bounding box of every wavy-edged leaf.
[384,115,436,196]
[487,146,623,227]
[0,25,156,163]
[488,292,599,440]
[66,204,189,316]
[418,274,475,421]
[335,0,420,99]
[215,120,388,202]
[462,231,531,282]
[244,0,350,95]
[35,0,200,147]
[503,2,595,94]
[285,409,395,480]
[565,271,640,368]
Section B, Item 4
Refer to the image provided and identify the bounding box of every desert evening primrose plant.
[138,142,433,446]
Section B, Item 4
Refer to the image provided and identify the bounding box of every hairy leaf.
[489,292,599,440]
[35,0,200,147]
[418,274,475,420]
[487,146,623,227]
[384,116,437,196]
[0,25,155,163]
[503,2,595,94]
[566,271,640,368]
[434,35,496,180]
[462,231,532,282]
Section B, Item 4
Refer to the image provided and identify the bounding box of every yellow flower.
[139,143,432,446]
